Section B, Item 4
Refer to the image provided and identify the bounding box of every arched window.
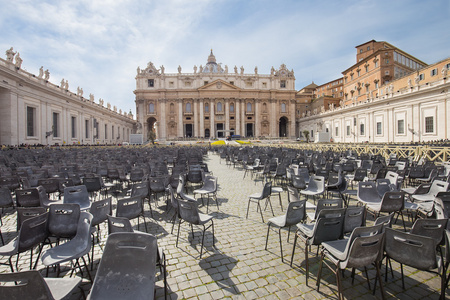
[281,103,286,113]
[186,102,191,113]
[205,103,209,113]
[217,102,223,112]
[149,103,154,113]
[247,102,252,112]
[230,103,234,113]
[263,103,267,112]
[170,103,174,113]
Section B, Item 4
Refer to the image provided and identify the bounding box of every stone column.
[241,100,246,136]
[160,99,166,140]
[210,101,215,138]
[270,99,277,137]
[290,99,296,138]
[193,98,199,137]
[255,99,260,138]
[178,99,183,137]
[199,98,204,138]
[235,99,241,135]
[225,98,230,132]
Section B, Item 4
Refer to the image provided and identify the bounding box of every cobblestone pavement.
[0,151,447,299]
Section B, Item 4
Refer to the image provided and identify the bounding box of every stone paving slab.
[0,150,447,299]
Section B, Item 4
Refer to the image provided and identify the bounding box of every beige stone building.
[0,49,135,146]
[134,51,297,140]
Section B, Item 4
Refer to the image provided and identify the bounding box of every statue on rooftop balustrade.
[44,69,50,80]
[5,47,15,62]
[15,53,23,69]
[39,66,44,78]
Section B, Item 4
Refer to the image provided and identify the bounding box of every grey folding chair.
[41,212,94,282]
[193,175,219,213]
[63,185,91,211]
[116,196,149,233]
[176,197,215,258]
[246,181,273,223]
[265,200,307,262]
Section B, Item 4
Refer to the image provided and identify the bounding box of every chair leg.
[246,199,251,219]
[400,263,405,289]
[316,251,324,290]
[336,264,342,300]
[305,241,310,286]
[176,219,182,247]
[258,201,264,223]
[375,262,386,300]
[265,223,271,250]
[290,233,298,267]
[278,227,284,262]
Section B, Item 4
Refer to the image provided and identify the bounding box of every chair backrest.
[379,191,405,213]
[15,187,41,207]
[63,185,90,210]
[434,192,450,219]
[0,270,55,300]
[385,228,438,270]
[327,171,342,188]
[287,186,300,202]
[116,196,143,220]
[306,176,325,193]
[37,178,59,194]
[18,212,49,253]
[357,181,380,203]
[48,203,81,239]
[374,212,394,230]
[344,231,385,269]
[376,179,395,197]
[0,186,14,208]
[285,200,306,226]
[82,176,103,193]
[178,197,201,225]
[343,206,365,235]
[428,180,449,197]
[203,176,217,192]
[16,207,47,231]
[130,181,149,199]
[262,181,273,199]
[88,232,157,300]
[353,168,367,182]
[67,212,93,256]
[410,218,447,247]
[385,171,399,186]
[107,215,134,234]
[149,176,167,193]
[90,197,112,227]
[314,198,343,219]
[292,174,306,190]
[310,208,346,245]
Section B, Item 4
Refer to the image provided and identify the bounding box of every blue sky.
[1,0,449,116]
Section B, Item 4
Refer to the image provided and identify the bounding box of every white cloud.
[1,0,449,115]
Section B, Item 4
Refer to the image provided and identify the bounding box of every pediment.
[198,79,241,91]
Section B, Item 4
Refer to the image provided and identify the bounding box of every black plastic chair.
[246,181,273,223]
[88,232,157,300]
[0,270,82,300]
[290,208,346,285]
[0,212,49,272]
[15,187,41,207]
[265,200,306,262]
[317,225,385,300]
[193,175,218,213]
[63,185,91,211]
[116,196,149,233]
[176,197,215,258]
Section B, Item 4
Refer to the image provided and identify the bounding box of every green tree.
[147,129,156,145]
[302,130,310,143]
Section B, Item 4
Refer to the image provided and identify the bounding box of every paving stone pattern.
[0,151,447,299]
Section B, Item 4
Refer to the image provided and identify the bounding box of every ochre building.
[134,51,297,140]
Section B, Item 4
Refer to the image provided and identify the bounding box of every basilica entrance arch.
[147,117,157,139]
[279,117,288,137]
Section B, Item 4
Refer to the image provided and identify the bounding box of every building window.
[374,61,378,68]
[247,102,252,112]
[245,82,253,88]
[186,103,191,113]
[360,49,363,53]
[376,122,382,135]
[149,103,154,114]
[335,126,339,137]
[385,71,390,75]
[184,81,191,87]
[425,116,434,133]
[419,73,425,81]
[229,81,234,85]
[26,106,36,137]
[71,116,76,138]
[105,124,108,139]
[375,81,379,89]
[280,80,286,88]
[367,46,370,51]
[365,66,369,73]
[169,81,174,88]
[217,102,223,112]
[230,103,234,113]
[148,79,154,87]
[360,123,365,135]
[85,120,89,139]
[350,74,354,80]
[397,120,405,134]
[204,81,208,85]
[357,70,360,77]
[346,125,350,136]
[111,126,114,140]
[52,112,59,138]
[430,68,438,76]
[385,59,389,64]
[281,103,286,113]
[205,103,209,113]
[262,82,267,88]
